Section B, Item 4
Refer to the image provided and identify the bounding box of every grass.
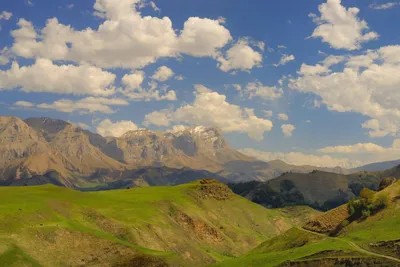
[0,181,318,266]
[210,228,353,267]
[211,181,400,267]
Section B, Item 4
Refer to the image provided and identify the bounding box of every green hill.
[212,180,400,266]
[0,180,318,267]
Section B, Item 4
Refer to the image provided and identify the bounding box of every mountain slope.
[231,167,400,210]
[0,180,319,267]
[352,160,400,172]
[213,180,400,267]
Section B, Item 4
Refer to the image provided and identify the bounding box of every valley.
[1,116,400,266]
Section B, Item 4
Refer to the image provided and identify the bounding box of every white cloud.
[369,2,400,10]
[36,97,129,114]
[232,84,242,91]
[281,124,295,137]
[96,119,138,137]
[217,17,226,24]
[264,110,273,118]
[151,66,174,82]
[122,71,145,89]
[310,0,378,50]
[319,143,386,154]
[0,47,11,65]
[10,1,233,69]
[298,63,331,75]
[289,45,400,138]
[278,113,289,121]
[149,1,160,12]
[178,17,232,57]
[274,54,295,67]
[239,148,357,168]
[193,84,212,94]
[0,11,12,20]
[144,88,274,141]
[143,110,171,127]
[244,81,283,101]
[67,4,74,9]
[175,75,185,81]
[305,120,312,123]
[317,139,400,165]
[217,39,263,72]
[0,59,116,96]
[278,45,287,49]
[121,74,177,102]
[14,101,34,107]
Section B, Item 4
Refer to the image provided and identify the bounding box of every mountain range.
[1,116,400,190]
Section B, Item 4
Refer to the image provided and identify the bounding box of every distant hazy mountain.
[231,165,400,210]
[351,160,400,172]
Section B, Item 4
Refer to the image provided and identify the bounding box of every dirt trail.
[299,227,400,264]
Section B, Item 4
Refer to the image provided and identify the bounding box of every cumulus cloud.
[289,45,400,138]
[122,71,145,89]
[281,124,295,137]
[34,97,129,114]
[96,119,138,137]
[243,81,283,101]
[121,71,177,102]
[144,87,274,141]
[193,84,212,94]
[317,139,400,165]
[309,0,378,50]
[122,81,177,101]
[0,59,116,96]
[217,39,263,72]
[274,54,295,67]
[0,11,12,20]
[10,1,233,69]
[278,113,289,121]
[239,148,357,168]
[151,66,174,82]
[369,2,400,10]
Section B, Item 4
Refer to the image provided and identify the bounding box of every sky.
[0,0,400,168]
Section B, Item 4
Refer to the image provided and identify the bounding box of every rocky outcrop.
[175,210,224,243]
[303,205,350,234]
[198,179,233,200]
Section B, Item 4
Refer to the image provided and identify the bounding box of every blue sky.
[1,0,400,167]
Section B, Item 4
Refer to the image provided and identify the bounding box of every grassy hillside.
[213,180,400,267]
[0,180,318,267]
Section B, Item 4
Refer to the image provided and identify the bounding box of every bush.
[348,188,389,220]
[360,188,375,204]
[362,209,371,217]
[375,193,390,209]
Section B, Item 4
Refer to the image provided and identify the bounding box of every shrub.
[362,209,371,218]
[375,193,390,209]
[360,188,375,204]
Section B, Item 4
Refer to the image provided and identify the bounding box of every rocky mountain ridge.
[1,116,398,189]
